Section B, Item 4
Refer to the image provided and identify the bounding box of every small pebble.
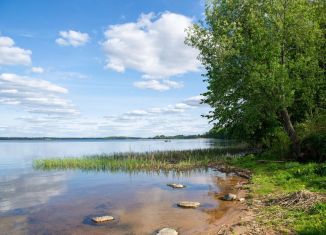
[223,193,237,201]
[177,201,200,208]
[91,215,114,223]
[167,183,185,189]
[156,228,178,235]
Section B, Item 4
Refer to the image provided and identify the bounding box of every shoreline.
[34,149,326,234]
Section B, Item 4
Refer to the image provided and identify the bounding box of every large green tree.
[187,0,325,158]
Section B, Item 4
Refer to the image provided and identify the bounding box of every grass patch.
[259,203,326,235]
[33,147,246,172]
[226,154,326,194]
[226,154,326,234]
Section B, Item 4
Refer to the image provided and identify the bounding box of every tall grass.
[34,147,248,172]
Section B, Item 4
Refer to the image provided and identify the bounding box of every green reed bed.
[33,147,246,172]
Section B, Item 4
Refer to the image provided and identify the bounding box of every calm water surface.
[0,139,241,235]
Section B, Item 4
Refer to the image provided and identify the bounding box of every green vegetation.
[226,154,326,234]
[228,154,325,194]
[186,0,325,160]
[258,203,326,234]
[33,147,246,172]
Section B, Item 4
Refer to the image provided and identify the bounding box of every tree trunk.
[279,108,301,159]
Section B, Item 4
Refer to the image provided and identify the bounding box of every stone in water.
[91,215,114,223]
[157,228,178,235]
[167,183,185,189]
[177,201,200,208]
[223,193,237,201]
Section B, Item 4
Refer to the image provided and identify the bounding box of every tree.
[186,0,325,158]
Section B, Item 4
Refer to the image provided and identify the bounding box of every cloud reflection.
[0,172,67,213]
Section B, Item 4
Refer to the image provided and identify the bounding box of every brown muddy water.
[0,139,243,235]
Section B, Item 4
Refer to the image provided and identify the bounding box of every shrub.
[300,133,326,162]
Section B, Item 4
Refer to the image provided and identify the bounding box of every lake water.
[0,139,243,235]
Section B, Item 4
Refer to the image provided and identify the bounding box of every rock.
[253,199,262,205]
[236,172,251,179]
[91,215,114,223]
[167,183,185,189]
[177,201,200,208]
[239,198,245,202]
[223,193,237,201]
[156,228,178,235]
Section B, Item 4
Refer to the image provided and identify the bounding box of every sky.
[0,0,212,137]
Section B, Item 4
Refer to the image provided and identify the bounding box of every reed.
[33,147,247,172]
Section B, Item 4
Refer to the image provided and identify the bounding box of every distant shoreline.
[0,135,213,141]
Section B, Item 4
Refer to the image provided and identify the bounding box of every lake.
[0,139,243,235]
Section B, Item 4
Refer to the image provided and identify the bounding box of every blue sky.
[0,0,211,137]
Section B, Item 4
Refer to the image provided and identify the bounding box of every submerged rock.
[177,201,200,208]
[167,183,186,189]
[91,215,114,223]
[223,193,237,201]
[156,228,178,235]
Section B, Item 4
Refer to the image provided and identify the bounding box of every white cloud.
[31,66,44,73]
[0,36,32,66]
[103,12,200,91]
[100,111,210,137]
[56,30,90,47]
[133,79,183,91]
[0,73,67,93]
[28,108,79,116]
[0,94,210,137]
[122,105,185,119]
[125,110,150,117]
[174,103,191,109]
[41,70,89,80]
[0,73,78,117]
[120,95,204,118]
[183,95,205,107]
[54,71,88,79]
[148,106,185,115]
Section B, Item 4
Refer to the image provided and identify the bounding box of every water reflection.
[29,172,242,234]
[0,139,215,214]
[0,139,244,234]
[0,139,215,161]
[21,171,235,235]
[0,172,68,213]
[0,168,244,234]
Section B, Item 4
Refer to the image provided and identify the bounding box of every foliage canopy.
[187,0,325,157]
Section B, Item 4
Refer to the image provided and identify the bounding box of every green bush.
[300,133,326,162]
[297,113,326,138]
[262,128,291,159]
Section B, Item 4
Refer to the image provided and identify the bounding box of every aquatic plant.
[34,147,247,172]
